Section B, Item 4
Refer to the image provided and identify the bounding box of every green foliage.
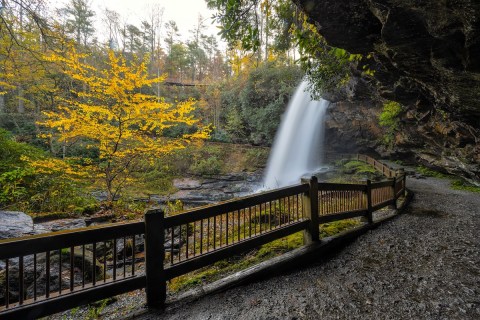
[320,219,359,238]
[207,0,261,51]
[244,148,269,170]
[0,128,96,213]
[343,160,377,175]
[451,179,480,193]
[86,298,110,320]
[189,156,223,176]
[416,166,479,193]
[296,27,361,98]
[165,200,184,216]
[417,166,448,178]
[207,0,371,96]
[379,101,402,127]
[220,62,303,145]
[331,160,382,182]
[379,101,402,147]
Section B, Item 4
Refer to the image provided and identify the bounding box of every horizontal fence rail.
[0,154,407,318]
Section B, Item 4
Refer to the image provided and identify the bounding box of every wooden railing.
[0,154,407,319]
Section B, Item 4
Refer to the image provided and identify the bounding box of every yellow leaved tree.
[39,48,210,203]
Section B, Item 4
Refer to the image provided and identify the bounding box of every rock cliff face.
[295,0,480,183]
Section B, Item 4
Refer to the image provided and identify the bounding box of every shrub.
[189,156,223,176]
[379,101,402,147]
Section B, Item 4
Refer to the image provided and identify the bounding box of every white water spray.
[263,80,330,189]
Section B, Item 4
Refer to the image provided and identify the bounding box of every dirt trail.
[139,176,480,320]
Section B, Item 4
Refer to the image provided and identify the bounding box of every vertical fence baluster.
[19,256,24,305]
[287,196,291,224]
[104,241,107,282]
[268,202,272,230]
[92,243,96,286]
[70,246,74,291]
[123,238,127,277]
[219,214,223,247]
[82,245,86,287]
[206,218,210,252]
[243,209,246,239]
[193,221,197,256]
[294,196,297,221]
[5,259,9,308]
[186,224,189,259]
[58,249,62,294]
[33,254,37,300]
[46,251,50,298]
[200,219,204,255]
[132,236,136,275]
[225,212,229,246]
[259,204,263,234]
[113,239,117,281]
[248,207,252,237]
[170,228,174,264]
[213,216,217,249]
[237,210,241,241]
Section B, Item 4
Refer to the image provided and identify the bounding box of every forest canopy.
[0,0,363,214]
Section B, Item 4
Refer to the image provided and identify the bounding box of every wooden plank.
[164,184,309,228]
[164,221,309,280]
[0,276,145,320]
[0,222,144,260]
[318,210,368,223]
[371,199,396,211]
[371,180,395,189]
[317,183,367,191]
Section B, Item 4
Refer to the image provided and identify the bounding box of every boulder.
[0,211,34,240]
[35,219,87,233]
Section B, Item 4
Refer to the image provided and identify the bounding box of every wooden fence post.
[302,176,319,244]
[144,209,166,309]
[366,180,373,224]
[391,177,397,209]
[396,168,406,197]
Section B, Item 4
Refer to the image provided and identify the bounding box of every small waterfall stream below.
[263,80,330,189]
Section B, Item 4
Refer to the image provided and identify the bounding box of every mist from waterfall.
[263,80,330,189]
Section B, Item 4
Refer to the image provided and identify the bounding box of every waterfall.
[263,80,330,189]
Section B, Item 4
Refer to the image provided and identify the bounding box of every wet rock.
[0,211,34,239]
[0,249,102,305]
[35,219,87,233]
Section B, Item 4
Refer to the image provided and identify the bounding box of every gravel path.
[139,176,480,319]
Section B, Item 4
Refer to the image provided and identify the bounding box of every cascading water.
[263,80,330,189]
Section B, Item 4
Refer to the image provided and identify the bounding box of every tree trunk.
[0,89,5,114]
[17,86,25,113]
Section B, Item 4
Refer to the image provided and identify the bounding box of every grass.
[451,179,480,193]
[167,218,360,293]
[330,160,383,183]
[417,166,449,178]
[416,166,480,193]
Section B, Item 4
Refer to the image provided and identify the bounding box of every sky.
[48,0,224,46]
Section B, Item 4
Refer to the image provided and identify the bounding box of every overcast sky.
[48,0,223,45]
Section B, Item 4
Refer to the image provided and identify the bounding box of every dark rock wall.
[294,0,480,183]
